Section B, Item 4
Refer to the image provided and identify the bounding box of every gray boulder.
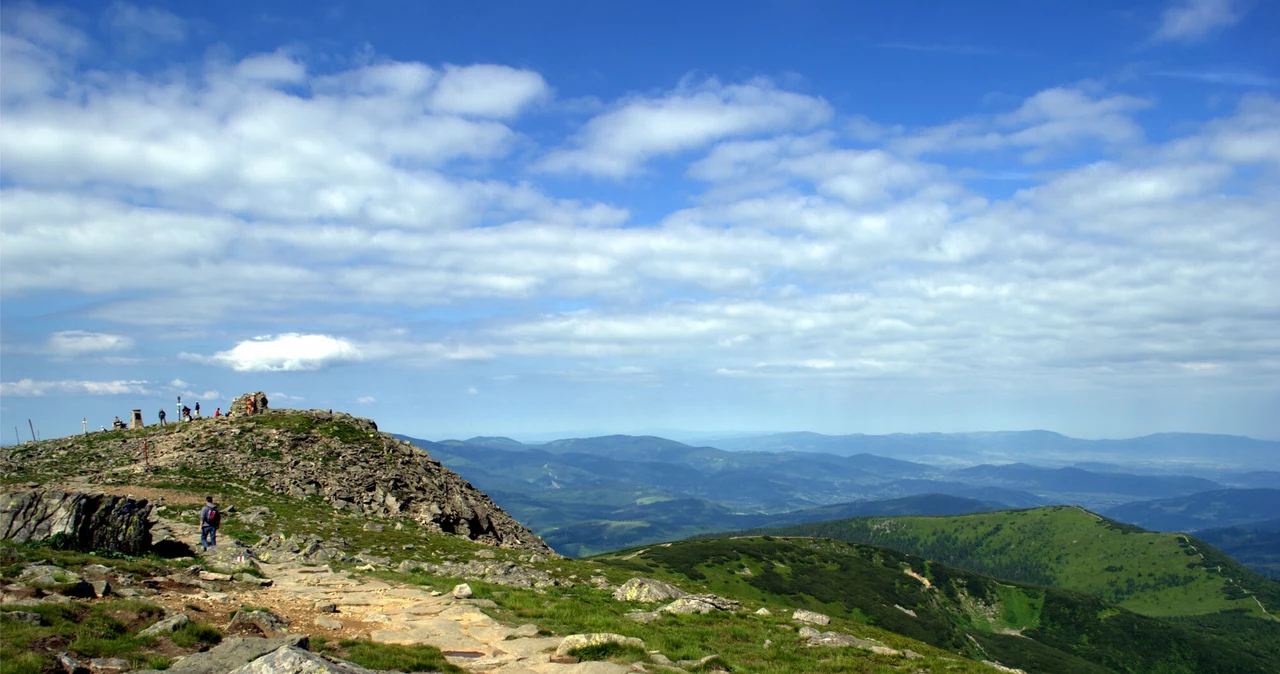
[230,609,290,638]
[89,657,130,674]
[659,593,740,614]
[612,578,687,603]
[134,636,308,674]
[1,490,151,555]
[139,612,190,637]
[4,610,42,625]
[792,608,830,625]
[228,646,372,674]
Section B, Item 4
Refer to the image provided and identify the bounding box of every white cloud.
[1152,0,1243,44]
[465,387,479,395]
[0,378,152,396]
[895,87,1151,160]
[192,334,365,372]
[539,77,832,178]
[355,395,376,404]
[46,330,135,356]
[428,64,549,117]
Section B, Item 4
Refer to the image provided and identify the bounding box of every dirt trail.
[152,521,625,673]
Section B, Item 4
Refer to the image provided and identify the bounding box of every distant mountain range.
[1102,489,1280,532]
[1196,519,1280,580]
[705,430,1280,471]
[394,431,1278,557]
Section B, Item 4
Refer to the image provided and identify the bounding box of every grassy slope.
[746,506,1277,618]
[593,536,1274,674]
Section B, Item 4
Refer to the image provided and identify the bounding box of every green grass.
[744,506,1278,619]
[171,622,223,648]
[569,641,648,662]
[0,599,173,673]
[333,639,466,673]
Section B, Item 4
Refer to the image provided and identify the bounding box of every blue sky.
[1,0,1278,442]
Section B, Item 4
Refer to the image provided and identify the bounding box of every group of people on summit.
[158,401,220,424]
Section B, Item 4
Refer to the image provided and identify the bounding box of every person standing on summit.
[194,401,201,419]
[158,408,166,426]
[199,496,220,551]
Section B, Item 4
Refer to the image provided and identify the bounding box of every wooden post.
[143,439,150,470]
[28,419,36,442]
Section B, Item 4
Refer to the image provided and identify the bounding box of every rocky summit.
[1,393,551,555]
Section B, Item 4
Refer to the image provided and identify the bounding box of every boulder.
[57,652,89,674]
[556,633,645,657]
[227,646,375,674]
[230,609,290,638]
[315,616,342,630]
[133,636,308,674]
[1,490,151,556]
[659,594,741,614]
[755,607,772,616]
[201,544,261,574]
[314,602,337,613]
[139,612,190,637]
[227,392,271,419]
[799,628,886,650]
[4,610,42,625]
[792,609,830,625]
[89,658,130,674]
[20,563,81,585]
[612,578,687,603]
[451,583,473,599]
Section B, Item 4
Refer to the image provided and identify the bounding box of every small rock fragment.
[90,580,111,597]
[792,608,830,625]
[56,652,88,674]
[315,616,342,630]
[315,601,338,613]
[88,657,129,674]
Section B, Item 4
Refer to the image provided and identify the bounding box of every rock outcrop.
[228,646,373,674]
[612,577,687,602]
[3,396,553,555]
[0,490,151,555]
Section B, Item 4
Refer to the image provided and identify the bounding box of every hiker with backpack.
[158,408,166,426]
[194,402,201,418]
[199,496,220,550]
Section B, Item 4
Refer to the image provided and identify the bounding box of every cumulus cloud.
[428,64,549,117]
[539,77,832,178]
[46,330,135,356]
[895,88,1151,160]
[192,334,365,372]
[0,378,152,396]
[1152,0,1243,44]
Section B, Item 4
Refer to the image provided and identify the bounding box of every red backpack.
[205,507,220,528]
